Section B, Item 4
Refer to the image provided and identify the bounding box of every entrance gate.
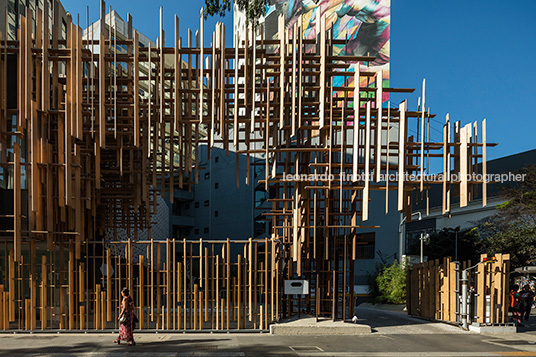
[406,254,510,325]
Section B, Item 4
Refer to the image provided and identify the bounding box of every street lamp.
[398,211,422,263]
[420,232,430,263]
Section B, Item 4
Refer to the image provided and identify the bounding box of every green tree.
[408,227,485,263]
[479,165,536,268]
[484,224,536,268]
[204,0,267,22]
[494,165,536,227]
[370,261,406,304]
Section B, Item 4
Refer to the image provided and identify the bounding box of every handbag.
[119,314,127,324]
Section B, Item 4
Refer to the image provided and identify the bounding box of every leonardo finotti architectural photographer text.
[282,172,526,184]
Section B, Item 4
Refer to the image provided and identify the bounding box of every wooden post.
[95,284,101,330]
[139,255,144,329]
[193,284,198,330]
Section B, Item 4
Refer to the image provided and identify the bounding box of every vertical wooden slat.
[41,255,47,329]
[134,31,140,147]
[95,284,101,330]
[362,102,371,221]
[139,255,144,329]
[0,286,4,330]
[68,247,75,329]
[215,254,220,330]
[226,239,231,330]
[482,119,487,207]
[13,143,21,261]
[237,254,242,330]
[106,249,111,321]
[460,124,469,207]
[156,242,161,329]
[166,240,171,329]
[376,70,383,182]
[193,284,198,330]
[397,101,407,211]
[204,247,209,322]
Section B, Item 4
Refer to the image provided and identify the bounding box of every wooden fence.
[406,254,510,324]
[0,238,281,330]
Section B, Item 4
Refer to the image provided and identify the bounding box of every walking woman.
[113,287,136,346]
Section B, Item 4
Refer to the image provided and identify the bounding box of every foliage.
[204,0,267,23]
[408,227,485,263]
[494,165,536,227]
[369,261,406,304]
[478,165,536,268]
[484,224,536,268]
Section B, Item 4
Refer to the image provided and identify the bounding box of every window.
[205,172,210,179]
[172,201,181,216]
[215,182,219,189]
[214,211,219,217]
[61,19,67,40]
[204,200,209,207]
[254,161,264,178]
[356,233,375,259]
[254,215,267,237]
[204,227,209,234]
[195,202,199,208]
[185,203,190,210]
[255,188,267,207]
[214,156,219,163]
[194,229,200,235]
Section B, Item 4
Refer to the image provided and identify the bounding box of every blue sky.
[61,0,536,161]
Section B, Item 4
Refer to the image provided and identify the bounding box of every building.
[405,149,536,260]
[0,0,66,41]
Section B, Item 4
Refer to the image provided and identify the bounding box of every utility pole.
[455,230,458,261]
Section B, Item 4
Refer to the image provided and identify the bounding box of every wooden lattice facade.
[0,0,493,329]
[407,254,510,324]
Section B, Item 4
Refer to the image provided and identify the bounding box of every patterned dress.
[118,296,135,342]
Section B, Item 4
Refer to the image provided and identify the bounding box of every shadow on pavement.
[354,305,458,333]
[0,337,234,356]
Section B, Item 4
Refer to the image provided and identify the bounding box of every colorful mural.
[265,0,390,101]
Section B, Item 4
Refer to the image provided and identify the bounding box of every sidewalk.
[269,315,371,335]
[356,302,407,313]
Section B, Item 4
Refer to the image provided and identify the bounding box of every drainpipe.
[461,268,468,329]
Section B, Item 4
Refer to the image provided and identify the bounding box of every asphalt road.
[0,307,535,356]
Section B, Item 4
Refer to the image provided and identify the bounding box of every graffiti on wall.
[265,0,390,101]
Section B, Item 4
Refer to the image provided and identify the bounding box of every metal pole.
[455,230,458,261]
[398,213,405,262]
[461,269,468,329]
[420,232,424,263]
[399,212,422,263]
